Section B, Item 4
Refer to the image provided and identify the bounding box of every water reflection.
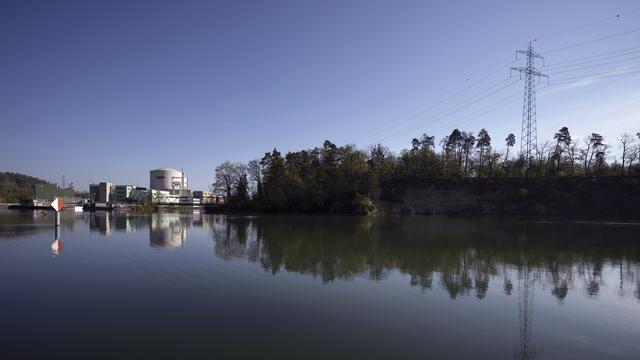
[0,210,74,238]
[149,213,190,248]
[50,225,63,256]
[77,212,640,305]
[88,212,112,235]
[50,239,63,256]
[1,211,640,358]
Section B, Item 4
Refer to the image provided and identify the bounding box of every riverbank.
[381,176,640,216]
[208,176,640,217]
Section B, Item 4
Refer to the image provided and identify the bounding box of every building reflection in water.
[87,212,190,248]
[88,212,112,236]
[149,213,190,249]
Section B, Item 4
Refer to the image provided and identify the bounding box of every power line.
[545,47,640,70]
[351,61,515,145]
[545,45,640,67]
[549,66,640,85]
[418,93,523,140]
[541,27,640,55]
[531,8,640,43]
[386,88,544,149]
[384,56,637,151]
[549,55,640,75]
[369,80,520,146]
[352,10,640,150]
[358,78,514,145]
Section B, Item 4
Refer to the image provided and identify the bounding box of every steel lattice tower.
[511,42,548,167]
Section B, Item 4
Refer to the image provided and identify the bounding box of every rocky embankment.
[381,177,640,216]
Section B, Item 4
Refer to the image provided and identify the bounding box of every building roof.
[151,168,181,172]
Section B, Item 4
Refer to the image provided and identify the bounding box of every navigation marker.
[51,197,64,212]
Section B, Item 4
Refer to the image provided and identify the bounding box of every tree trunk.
[621,147,626,176]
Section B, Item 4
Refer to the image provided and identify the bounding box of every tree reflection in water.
[206,216,640,304]
[3,211,639,359]
[205,215,639,360]
[57,212,640,303]
[4,211,636,359]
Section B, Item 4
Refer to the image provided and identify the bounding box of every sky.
[1,0,639,191]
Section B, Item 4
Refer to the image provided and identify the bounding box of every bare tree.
[566,139,579,175]
[619,133,633,176]
[580,134,605,176]
[580,138,591,176]
[535,141,553,177]
[625,139,640,175]
[212,161,240,199]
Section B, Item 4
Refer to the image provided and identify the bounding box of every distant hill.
[0,172,50,203]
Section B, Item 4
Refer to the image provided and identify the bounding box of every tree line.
[212,128,640,211]
[0,172,49,203]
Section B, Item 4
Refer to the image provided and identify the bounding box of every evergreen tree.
[476,129,491,177]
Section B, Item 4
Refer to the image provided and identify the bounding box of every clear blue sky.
[1,0,639,191]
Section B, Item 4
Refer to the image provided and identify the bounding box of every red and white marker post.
[51,197,64,226]
[50,197,64,255]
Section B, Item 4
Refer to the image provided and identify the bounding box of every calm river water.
[1,210,639,359]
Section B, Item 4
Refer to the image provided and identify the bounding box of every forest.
[0,172,48,203]
[212,128,640,213]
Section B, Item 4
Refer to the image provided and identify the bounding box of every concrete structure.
[193,191,223,205]
[149,213,189,248]
[149,189,198,205]
[113,185,134,203]
[90,182,113,203]
[150,189,177,204]
[150,168,188,194]
[129,188,150,203]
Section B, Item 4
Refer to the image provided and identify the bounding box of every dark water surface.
[1,210,639,359]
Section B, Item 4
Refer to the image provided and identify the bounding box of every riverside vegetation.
[0,172,48,203]
[211,128,640,215]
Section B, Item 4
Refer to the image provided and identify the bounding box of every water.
[1,210,639,359]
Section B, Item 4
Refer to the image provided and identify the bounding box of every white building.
[150,168,189,195]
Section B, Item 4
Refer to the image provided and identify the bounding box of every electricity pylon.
[511,42,549,167]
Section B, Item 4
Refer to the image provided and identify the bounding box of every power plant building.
[150,168,189,194]
[149,168,194,204]
[84,169,208,207]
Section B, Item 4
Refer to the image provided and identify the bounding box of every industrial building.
[89,182,113,204]
[150,168,189,194]
[83,168,221,208]
[193,191,224,205]
[149,168,194,204]
[113,185,134,203]
[113,185,147,204]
